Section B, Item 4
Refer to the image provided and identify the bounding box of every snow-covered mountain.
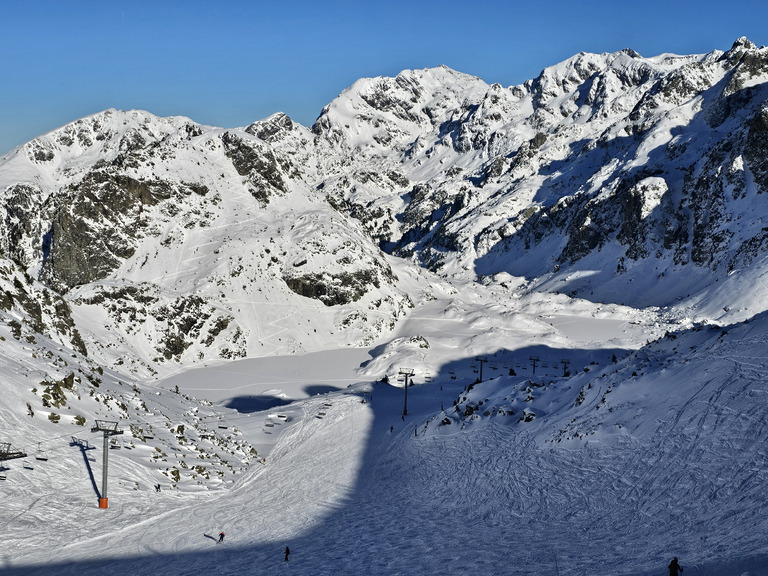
[2,37,768,575]
[316,37,768,319]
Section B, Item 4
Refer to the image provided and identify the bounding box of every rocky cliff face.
[310,37,768,311]
[3,38,768,373]
[475,37,768,304]
[0,108,412,374]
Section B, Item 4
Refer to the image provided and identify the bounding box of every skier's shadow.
[203,534,218,542]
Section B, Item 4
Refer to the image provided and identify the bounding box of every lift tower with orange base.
[91,420,123,509]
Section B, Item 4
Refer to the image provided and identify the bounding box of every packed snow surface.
[3,285,768,576]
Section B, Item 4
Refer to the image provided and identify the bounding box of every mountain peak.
[731,36,757,51]
[619,47,643,59]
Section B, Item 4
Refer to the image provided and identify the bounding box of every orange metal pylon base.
[99,498,108,509]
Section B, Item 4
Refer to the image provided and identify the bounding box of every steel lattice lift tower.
[0,442,27,462]
[91,420,123,509]
[0,442,27,480]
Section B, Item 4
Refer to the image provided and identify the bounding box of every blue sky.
[1,0,766,155]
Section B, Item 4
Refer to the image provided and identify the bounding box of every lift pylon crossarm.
[0,442,27,461]
[91,420,124,436]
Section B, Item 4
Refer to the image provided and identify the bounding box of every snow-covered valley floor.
[3,297,768,576]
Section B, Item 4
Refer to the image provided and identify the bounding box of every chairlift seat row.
[35,443,48,461]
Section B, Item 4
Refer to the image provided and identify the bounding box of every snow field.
[7,325,768,576]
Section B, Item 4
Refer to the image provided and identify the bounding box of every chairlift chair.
[138,422,155,440]
[35,443,48,462]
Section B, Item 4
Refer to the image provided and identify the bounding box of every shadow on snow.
[7,326,768,576]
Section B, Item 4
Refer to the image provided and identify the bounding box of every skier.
[668,557,683,576]
[284,546,290,561]
[218,532,225,544]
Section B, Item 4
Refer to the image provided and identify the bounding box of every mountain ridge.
[4,38,768,370]
[2,38,768,574]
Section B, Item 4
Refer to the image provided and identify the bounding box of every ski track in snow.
[5,358,768,576]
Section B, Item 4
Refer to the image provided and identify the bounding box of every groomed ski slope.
[5,312,768,575]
